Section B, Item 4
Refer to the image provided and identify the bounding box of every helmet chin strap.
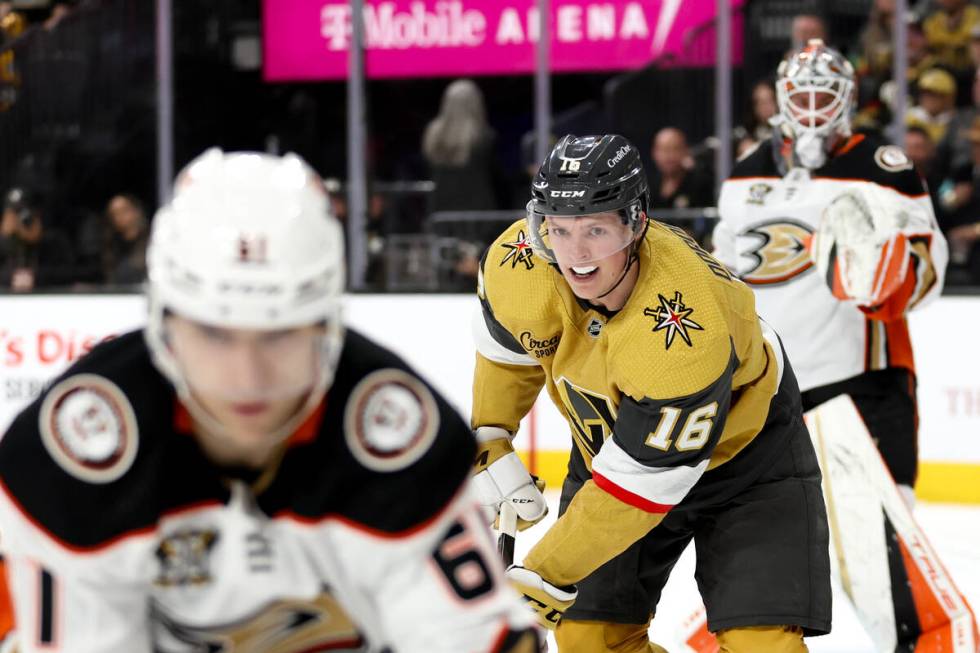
[595,219,648,300]
[596,250,639,300]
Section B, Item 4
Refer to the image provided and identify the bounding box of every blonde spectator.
[906,68,957,143]
[422,79,499,213]
[923,0,980,73]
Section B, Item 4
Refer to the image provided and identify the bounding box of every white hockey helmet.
[145,148,345,412]
[775,38,855,169]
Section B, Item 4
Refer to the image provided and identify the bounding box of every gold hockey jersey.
[473,219,800,584]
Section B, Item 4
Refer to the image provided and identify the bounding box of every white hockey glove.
[472,426,548,531]
[506,566,578,631]
[811,183,911,307]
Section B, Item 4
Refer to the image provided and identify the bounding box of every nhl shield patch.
[586,318,604,338]
[39,373,140,483]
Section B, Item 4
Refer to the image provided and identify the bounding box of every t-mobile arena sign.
[263,0,744,80]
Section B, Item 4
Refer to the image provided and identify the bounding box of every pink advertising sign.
[263,0,744,81]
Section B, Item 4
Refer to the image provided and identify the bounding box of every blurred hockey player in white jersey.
[0,149,541,653]
[715,40,978,652]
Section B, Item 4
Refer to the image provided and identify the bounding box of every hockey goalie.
[713,38,979,653]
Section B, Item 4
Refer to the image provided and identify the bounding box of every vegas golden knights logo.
[556,378,616,466]
[738,219,814,285]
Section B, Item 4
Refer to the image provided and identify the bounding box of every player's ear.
[635,212,648,237]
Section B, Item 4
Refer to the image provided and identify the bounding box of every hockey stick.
[497,501,518,567]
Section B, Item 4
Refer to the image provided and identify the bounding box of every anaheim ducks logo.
[739,219,814,285]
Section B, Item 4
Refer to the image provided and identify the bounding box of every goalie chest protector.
[715,135,936,392]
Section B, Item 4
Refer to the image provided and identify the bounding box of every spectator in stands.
[0,2,25,44]
[102,193,148,285]
[790,13,827,50]
[906,68,958,143]
[0,187,74,291]
[43,1,72,31]
[905,125,945,218]
[855,0,897,120]
[858,0,895,77]
[648,127,714,212]
[923,0,980,76]
[970,23,980,69]
[940,118,980,281]
[907,17,942,91]
[0,1,24,111]
[734,79,777,156]
[422,79,499,213]
[938,67,980,175]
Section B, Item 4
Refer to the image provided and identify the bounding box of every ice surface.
[515,493,980,652]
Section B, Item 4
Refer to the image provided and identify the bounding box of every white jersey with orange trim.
[714,134,947,392]
[0,331,539,653]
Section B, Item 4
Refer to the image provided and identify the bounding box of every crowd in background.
[4,0,980,291]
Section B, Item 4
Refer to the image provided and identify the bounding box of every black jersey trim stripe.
[3,474,467,553]
[809,176,928,199]
[0,478,224,554]
[38,568,55,645]
[724,174,781,182]
[272,484,467,540]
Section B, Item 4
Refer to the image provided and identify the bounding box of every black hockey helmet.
[526,134,649,264]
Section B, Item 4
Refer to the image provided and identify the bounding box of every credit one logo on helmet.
[550,190,586,198]
[264,1,746,80]
[606,146,630,168]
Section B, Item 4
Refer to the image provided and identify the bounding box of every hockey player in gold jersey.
[471,134,832,652]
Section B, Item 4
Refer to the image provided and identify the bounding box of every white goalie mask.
[775,39,855,169]
[145,149,345,439]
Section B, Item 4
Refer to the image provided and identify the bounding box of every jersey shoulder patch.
[0,331,227,550]
[344,367,440,473]
[39,373,139,483]
[480,219,564,335]
[873,144,913,173]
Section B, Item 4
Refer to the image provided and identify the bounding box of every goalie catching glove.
[472,426,548,531]
[506,566,577,630]
[810,183,912,308]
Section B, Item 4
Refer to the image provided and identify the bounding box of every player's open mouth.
[571,266,598,279]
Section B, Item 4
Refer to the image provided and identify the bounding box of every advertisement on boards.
[2,294,978,469]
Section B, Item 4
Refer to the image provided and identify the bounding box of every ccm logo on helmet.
[607,146,630,168]
[550,190,586,198]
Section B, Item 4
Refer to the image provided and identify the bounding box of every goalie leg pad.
[806,395,979,653]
